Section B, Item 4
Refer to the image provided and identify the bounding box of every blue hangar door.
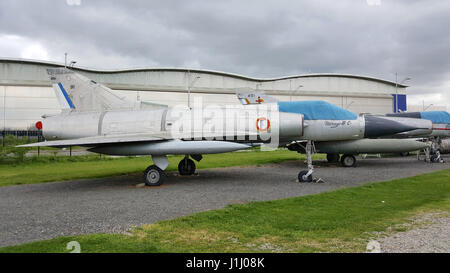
[392,94,407,113]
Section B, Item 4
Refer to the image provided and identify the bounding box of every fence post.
[37,134,41,157]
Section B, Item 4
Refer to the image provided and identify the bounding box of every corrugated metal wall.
[0,59,401,129]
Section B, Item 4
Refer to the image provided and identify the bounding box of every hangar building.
[0,58,407,130]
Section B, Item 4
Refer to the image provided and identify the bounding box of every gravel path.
[0,155,449,247]
[379,213,450,253]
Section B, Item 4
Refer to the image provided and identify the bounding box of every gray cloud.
[0,0,449,107]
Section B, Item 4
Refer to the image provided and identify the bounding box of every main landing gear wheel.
[178,157,196,176]
[341,154,357,167]
[144,165,165,186]
[430,151,442,163]
[298,170,313,183]
[431,154,438,163]
[326,153,340,163]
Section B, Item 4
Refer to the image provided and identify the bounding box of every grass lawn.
[1,168,449,253]
[0,149,315,187]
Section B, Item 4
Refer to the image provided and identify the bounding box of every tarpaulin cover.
[420,111,450,124]
[278,101,358,120]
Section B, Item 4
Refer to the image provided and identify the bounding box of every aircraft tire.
[144,165,165,186]
[430,154,440,163]
[298,170,312,183]
[341,154,357,167]
[326,153,340,163]
[178,158,196,175]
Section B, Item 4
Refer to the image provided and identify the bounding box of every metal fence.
[1,130,44,146]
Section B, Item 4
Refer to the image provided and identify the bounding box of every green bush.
[0,135,36,164]
[0,145,32,164]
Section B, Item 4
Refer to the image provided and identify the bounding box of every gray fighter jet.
[385,111,450,162]
[19,69,428,185]
[237,92,431,174]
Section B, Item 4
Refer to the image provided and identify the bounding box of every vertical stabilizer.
[236,91,278,105]
[47,68,138,112]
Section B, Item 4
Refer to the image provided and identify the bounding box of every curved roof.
[0,57,408,87]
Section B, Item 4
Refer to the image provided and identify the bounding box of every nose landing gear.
[290,140,324,183]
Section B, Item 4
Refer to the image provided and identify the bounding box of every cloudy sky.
[0,0,449,108]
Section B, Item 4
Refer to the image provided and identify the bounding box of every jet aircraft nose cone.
[364,115,423,138]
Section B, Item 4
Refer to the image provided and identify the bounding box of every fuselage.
[42,105,305,145]
[42,102,430,148]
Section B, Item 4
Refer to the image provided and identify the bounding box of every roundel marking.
[256,117,270,132]
[35,121,43,130]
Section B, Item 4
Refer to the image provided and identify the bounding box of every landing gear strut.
[297,141,323,183]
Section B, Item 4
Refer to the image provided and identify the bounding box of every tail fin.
[47,68,138,112]
[236,91,278,105]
